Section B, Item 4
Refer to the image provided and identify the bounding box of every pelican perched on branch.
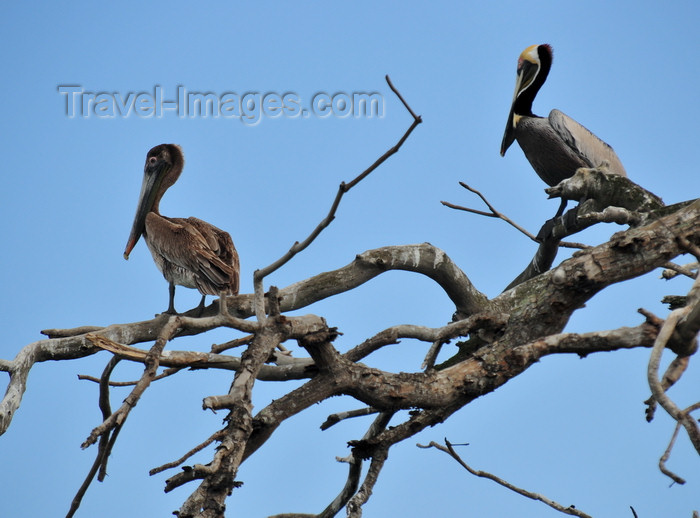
[124,144,239,314]
[500,44,627,216]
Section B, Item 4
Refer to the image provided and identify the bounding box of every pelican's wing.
[186,217,240,295]
[548,109,627,176]
[145,214,238,295]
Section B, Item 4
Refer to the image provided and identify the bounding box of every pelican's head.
[124,144,185,259]
[500,44,553,156]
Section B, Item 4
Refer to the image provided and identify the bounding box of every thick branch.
[279,243,489,318]
[496,199,700,345]
[1,243,477,437]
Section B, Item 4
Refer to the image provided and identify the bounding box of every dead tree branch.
[252,75,422,321]
[506,168,668,290]
[66,356,121,518]
[321,407,379,431]
[2,153,698,518]
[442,182,539,242]
[80,317,181,449]
[647,271,700,455]
[419,440,593,518]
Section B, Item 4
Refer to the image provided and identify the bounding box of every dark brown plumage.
[124,144,239,314]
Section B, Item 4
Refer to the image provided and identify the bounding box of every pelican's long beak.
[500,57,540,156]
[123,162,166,260]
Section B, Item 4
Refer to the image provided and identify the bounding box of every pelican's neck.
[513,47,552,118]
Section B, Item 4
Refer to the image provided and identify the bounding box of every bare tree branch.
[659,421,686,485]
[345,447,389,518]
[252,75,422,321]
[419,440,593,518]
[81,316,182,449]
[442,182,539,241]
[321,407,379,431]
[66,356,121,518]
[2,146,698,518]
[662,261,698,280]
[317,412,393,518]
[77,366,184,387]
[505,168,669,290]
[647,276,700,455]
[150,430,225,476]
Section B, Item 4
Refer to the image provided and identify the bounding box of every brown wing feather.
[144,213,239,296]
[186,217,240,295]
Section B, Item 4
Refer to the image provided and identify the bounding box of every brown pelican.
[500,44,627,216]
[124,144,239,314]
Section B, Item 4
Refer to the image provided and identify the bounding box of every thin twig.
[252,75,422,321]
[81,317,181,449]
[66,356,121,518]
[211,334,254,354]
[647,303,700,455]
[442,182,588,250]
[659,421,686,485]
[321,407,379,431]
[77,366,183,387]
[657,401,700,485]
[419,439,593,518]
[442,182,537,241]
[150,430,225,475]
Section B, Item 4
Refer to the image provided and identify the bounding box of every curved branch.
[647,306,700,454]
[421,440,593,518]
[344,312,508,362]
[278,243,488,318]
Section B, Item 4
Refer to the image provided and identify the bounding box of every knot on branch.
[610,229,652,253]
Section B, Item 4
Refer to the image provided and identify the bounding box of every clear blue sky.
[1,1,698,517]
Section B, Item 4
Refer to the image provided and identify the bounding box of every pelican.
[500,44,627,216]
[124,144,239,314]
